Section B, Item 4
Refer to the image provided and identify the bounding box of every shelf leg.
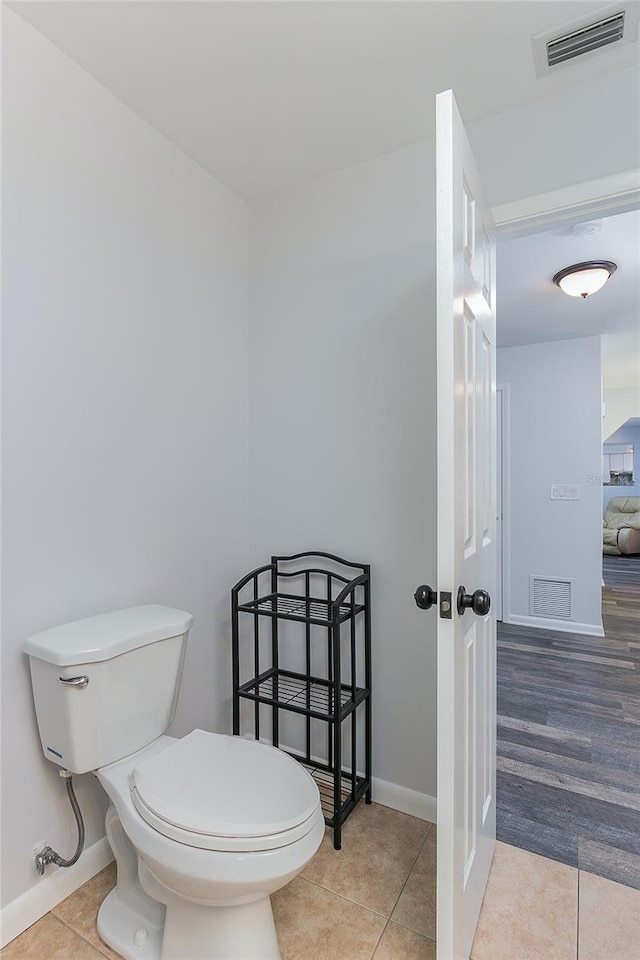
[271,564,279,749]
[332,619,342,850]
[333,723,342,850]
[364,571,372,803]
[232,590,240,736]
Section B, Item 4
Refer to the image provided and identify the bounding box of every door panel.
[436,89,497,960]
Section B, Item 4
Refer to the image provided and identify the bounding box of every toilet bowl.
[96,732,324,960]
[23,605,324,960]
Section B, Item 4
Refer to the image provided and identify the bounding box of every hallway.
[496,555,640,889]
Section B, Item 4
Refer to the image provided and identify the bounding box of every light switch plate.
[550,484,581,501]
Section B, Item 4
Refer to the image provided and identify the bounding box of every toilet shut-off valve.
[34,770,85,875]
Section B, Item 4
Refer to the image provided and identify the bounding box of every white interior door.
[436,89,497,960]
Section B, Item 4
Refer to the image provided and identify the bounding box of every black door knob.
[414,585,437,610]
[457,586,491,617]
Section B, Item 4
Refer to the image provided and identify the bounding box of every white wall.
[468,64,640,206]
[602,329,640,441]
[498,337,603,633]
[249,141,438,799]
[604,386,640,441]
[1,9,249,913]
[603,422,640,510]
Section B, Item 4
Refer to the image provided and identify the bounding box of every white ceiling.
[497,208,640,351]
[9,0,640,201]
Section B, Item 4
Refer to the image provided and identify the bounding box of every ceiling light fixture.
[552,260,617,299]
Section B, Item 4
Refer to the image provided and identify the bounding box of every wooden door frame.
[491,168,639,239]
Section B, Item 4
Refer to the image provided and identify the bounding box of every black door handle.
[414,585,437,610]
[457,586,491,617]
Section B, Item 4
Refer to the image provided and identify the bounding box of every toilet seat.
[130,729,321,852]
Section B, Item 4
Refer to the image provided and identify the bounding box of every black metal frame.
[232,551,371,849]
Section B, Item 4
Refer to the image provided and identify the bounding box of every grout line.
[366,821,434,958]
[392,917,437,942]
[49,912,114,959]
[298,876,389,919]
[301,823,432,927]
[367,917,389,960]
[386,825,431,918]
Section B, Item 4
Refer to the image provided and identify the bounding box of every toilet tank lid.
[24,605,193,666]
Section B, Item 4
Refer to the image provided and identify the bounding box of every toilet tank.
[24,605,193,774]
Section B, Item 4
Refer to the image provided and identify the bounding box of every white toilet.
[24,605,325,960]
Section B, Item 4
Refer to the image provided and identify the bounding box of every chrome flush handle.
[58,676,89,689]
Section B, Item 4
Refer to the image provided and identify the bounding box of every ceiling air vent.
[533,4,639,76]
[548,12,625,66]
[530,576,572,620]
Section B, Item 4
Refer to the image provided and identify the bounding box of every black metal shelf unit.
[232,551,371,849]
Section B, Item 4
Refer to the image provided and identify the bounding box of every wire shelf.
[238,669,366,721]
[237,592,364,625]
[300,763,368,823]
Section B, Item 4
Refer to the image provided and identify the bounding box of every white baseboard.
[0,837,114,949]
[506,614,605,638]
[248,734,437,825]
[371,777,437,823]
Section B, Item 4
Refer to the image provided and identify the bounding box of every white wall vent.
[529,576,573,620]
[532,4,639,77]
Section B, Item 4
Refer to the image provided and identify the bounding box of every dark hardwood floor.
[496,554,640,889]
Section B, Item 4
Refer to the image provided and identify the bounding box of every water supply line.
[35,770,85,876]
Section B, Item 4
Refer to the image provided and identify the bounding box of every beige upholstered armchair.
[603,497,640,555]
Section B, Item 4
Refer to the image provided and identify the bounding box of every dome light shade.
[553,260,617,299]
